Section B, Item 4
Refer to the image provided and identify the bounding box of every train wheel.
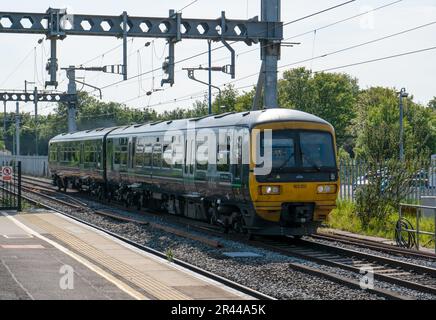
[222,218,230,234]
[232,219,244,234]
[208,208,218,226]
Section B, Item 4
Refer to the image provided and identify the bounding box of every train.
[48,108,339,237]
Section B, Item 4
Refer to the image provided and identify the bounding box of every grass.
[326,200,435,249]
[165,248,174,262]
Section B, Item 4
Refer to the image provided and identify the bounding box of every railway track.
[23,175,436,258]
[310,232,436,260]
[19,175,436,300]
[254,237,436,297]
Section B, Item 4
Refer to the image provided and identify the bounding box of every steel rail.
[253,237,436,297]
[312,233,436,260]
[287,262,411,300]
[19,175,436,298]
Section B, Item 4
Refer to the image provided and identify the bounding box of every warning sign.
[1,166,13,182]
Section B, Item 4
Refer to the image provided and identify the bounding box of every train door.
[128,136,136,183]
[217,129,232,191]
[183,130,196,194]
[79,142,84,170]
[231,130,244,200]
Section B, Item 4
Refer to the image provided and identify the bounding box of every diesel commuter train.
[48,108,339,236]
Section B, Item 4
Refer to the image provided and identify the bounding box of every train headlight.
[260,185,281,195]
[317,185,337,194]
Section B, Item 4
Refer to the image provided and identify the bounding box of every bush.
[354,158,424,228]
[327,199,435,248]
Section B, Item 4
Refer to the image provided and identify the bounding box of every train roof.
[49,126,117,143]
[50,108,332,142]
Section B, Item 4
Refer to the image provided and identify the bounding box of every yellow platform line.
[1,212,146,300]
[22,214,191,300]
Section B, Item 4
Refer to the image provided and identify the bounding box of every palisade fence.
[339,160,436,204]
[0,155,49,177]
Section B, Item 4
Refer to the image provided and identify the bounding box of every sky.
[0,0,435,116]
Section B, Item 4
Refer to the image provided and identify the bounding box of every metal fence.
[397,203,436,253]
[0,155,49,177]
[339,160,436,204]
[0,161,22,211]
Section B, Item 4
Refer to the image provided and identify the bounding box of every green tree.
[353,87,436,161]
[213,85,239,113]
[278,67,315,110]
[429,97,436,109]
[278,67,359,147]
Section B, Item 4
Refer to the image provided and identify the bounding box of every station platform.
[0,210,252,300]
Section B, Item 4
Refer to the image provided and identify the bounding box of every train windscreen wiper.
[273,153,295,172]
[299,140,322,172]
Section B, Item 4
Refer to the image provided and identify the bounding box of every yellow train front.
[245,110,339,236]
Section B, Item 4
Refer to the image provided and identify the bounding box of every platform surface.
[0,210,251,300]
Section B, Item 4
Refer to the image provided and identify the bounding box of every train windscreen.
[258,130,336,179]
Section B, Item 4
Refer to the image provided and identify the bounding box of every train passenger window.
[76,144,81,163]
[114,152,121,165]
[134,137,146,168]
[184,140,188,174]
[68,146,73,162]
[153,144,162,169]
[96,147,101,166]
[135,155,144,168]
[60,147,65,162]
[170,135,183,170]
[174,143,182,170]
[64,147,69,162]
[144,145,152,167]
[119,152,127,166]
[196,136,208,171]
[135,144,145,168]
[190,140,194,174]
[114,138,128,167]
[162,145,172,168]
[217,135,231,172]
[235,136,242,179]
[84,145,97,163]
[49,145,57,162]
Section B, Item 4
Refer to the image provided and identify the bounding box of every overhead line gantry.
[0,1,282,132]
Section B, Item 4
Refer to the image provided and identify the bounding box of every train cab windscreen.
[258,130,336,182]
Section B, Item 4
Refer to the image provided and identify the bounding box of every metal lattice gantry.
[0,1,282,133]
[0,91,75,102]
[0,8,282,41]
[0,90,76,155]
[0,4,282,88]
